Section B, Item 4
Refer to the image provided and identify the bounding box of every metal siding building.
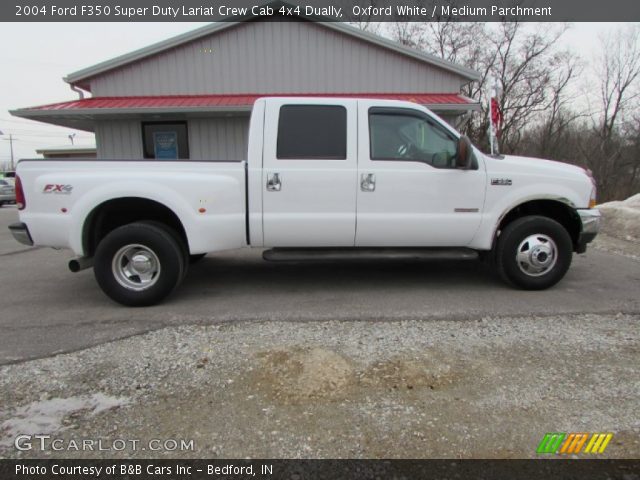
[12,16,480,160]
[87,20,464,96]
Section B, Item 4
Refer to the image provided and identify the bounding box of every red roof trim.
[26,93,475,111]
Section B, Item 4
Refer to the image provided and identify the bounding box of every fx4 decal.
[43,184,73,194]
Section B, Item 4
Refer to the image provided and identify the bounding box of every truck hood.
[485,153,586,179]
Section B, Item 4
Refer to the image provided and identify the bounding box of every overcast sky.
[0,22,629,165]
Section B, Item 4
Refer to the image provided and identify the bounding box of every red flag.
[490,97,502,136]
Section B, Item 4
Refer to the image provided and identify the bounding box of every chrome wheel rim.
[516,234,558,277]
[112,244,161,291]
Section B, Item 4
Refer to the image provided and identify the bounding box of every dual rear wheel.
[94,222,189,307]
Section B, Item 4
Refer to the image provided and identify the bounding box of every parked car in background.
[0,179,15,206]
[1,171,16,186]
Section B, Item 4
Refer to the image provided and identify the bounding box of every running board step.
[262,248,478,262]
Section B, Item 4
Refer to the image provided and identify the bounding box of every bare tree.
[420,21,486,65]
[347,0,382,35]
[580,25,640,200]
[534,53,584,158]
[389,22,574,153]
[597,25,640,140]
[388,22,427,48]
[483,23,575,153]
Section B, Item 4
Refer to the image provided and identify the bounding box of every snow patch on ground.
[598,193,640,242]
[0,393,129,447]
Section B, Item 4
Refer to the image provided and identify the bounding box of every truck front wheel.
[94,222,186,306]
[495,215,573,290]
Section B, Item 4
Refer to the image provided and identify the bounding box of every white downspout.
[70,84,85,100]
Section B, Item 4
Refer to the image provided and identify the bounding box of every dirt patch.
[359,355,456,392]
[251,348,460,404]
[252,348,355,403]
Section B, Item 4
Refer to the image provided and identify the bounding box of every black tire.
[495,215,573,290]
[94,222,185,306]
[189,253,207,264]
[142,220,190,280]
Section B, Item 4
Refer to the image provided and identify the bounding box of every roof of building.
[11,93,479,131]
[21,92,477,111]
[64,2,480,90]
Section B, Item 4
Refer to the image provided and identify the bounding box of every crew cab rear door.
[262,99,358,246]
[355,101,486,246]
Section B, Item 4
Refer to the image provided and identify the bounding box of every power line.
[0,128,94,136]
[6,139,83,146]
[0,131,94,138]
[0,116,66,124]
[0,124,92,132]
[0,124,93,133]
[0,117,46,125]
[0,119,94,136]
[0,130,93,136]
[0,127,90,135]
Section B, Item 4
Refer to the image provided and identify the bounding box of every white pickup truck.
[10,97,601,306]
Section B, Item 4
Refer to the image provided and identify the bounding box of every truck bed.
[16,159,248,256]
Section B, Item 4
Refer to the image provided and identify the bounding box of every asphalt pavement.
[1,206,639,364]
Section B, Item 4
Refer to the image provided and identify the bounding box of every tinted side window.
[277,105,347,159]
[369,110,458,168]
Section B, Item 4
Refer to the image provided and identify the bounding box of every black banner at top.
[2,0,640,22]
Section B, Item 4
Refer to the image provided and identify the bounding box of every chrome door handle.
[266,173,281,192]
[360,173,376,192]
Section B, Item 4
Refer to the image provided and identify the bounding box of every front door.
[356,102,486,247]
[262,99,358,247]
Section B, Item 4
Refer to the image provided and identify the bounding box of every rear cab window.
[277,105,347,159]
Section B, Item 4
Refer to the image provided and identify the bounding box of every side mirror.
[456,135,473,169]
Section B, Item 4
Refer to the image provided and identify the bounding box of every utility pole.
[8,134,15,171]
[0,130,15,172]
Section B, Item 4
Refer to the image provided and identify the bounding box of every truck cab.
[254,98,485,248]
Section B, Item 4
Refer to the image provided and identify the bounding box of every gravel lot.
[1,313,638,459]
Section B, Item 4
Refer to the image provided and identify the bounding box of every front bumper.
[8,222,33,246]
[576,209,601,253]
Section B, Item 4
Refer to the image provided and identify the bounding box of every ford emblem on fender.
[491,178,512,186]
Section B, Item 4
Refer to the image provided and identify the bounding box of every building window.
[277,105,347,159]
[142,121,189,159]
[369,108,458,168]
